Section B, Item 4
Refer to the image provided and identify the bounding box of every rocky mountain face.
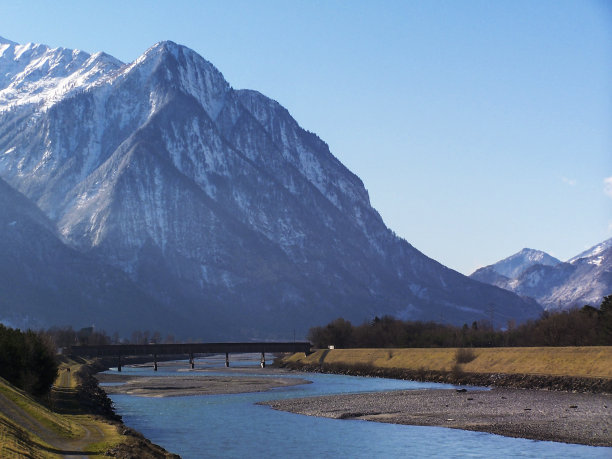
[0,177,177,333]
[470,241,612,311]
[0,38,542,338]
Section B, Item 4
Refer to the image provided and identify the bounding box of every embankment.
[278,347,612,393]
[0,356,178,458]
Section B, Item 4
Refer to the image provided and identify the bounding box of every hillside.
[0,178,177,334]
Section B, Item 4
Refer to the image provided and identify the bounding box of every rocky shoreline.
[71,358,180,458]
[277,360,612,393]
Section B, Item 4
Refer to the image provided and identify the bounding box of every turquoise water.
[106,358,611,458]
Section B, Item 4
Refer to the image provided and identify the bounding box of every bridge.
[69,342,312,371]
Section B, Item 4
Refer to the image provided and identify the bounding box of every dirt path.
[0,390,100,457]
[0,366,110,458]
[52,367,109,457]
[0,391,62,448]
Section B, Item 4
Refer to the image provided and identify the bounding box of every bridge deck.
[69,342,311,357]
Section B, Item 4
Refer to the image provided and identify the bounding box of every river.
[104,356,611,458]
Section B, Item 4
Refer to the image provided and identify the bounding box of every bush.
[455,347,477,364]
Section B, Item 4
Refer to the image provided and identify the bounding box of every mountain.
[0,177,180,334]
[475,248,561,280]
[0,38,542,338]
[470,241,612,310]
[470,248,561,287]
[568,239,612,264]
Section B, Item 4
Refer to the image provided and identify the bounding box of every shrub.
[451,363,464,375]
[455,347,477,364]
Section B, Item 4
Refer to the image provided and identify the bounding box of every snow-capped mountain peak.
[471,241,611,311]
[568,238,612,264]
[477,248,561,280]
[0,38,122,112]
[0,38,543,338]
[121,39,229,120]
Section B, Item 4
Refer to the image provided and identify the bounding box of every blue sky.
[1,0,610,274]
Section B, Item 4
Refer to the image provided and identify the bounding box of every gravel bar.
[97,373,310,397]
[262,388,612,446]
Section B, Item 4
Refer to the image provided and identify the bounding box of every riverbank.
[278,347,612,393]
[262,387,612,447]
[0,356,179,458]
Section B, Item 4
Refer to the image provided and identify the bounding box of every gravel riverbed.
[96,371,310,397]
[262,388,612,446]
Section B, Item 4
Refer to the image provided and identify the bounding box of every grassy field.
[285,346,612,379]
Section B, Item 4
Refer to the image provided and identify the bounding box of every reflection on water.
[107,357,611,459]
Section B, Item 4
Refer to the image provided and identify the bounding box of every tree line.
[44,326,178,348]
[0,324,185,398]
[0,324,58,397]
[308,296,612,349]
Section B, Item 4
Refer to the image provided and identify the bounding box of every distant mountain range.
[470,240,612,310]
[0,37,542,338]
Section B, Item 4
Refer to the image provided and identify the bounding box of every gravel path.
[262,388,612,446]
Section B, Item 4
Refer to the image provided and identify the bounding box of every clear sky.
[1,0,610,274]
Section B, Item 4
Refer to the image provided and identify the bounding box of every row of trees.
[308,296,612,349]
[0,325,188,397]
[0,325,177,397]
[0,324,58,397]
[44,327,179,347]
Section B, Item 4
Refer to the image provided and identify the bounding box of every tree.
[599,295,612,343]
[0,325,58,397]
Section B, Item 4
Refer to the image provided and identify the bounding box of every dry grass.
[287,346,612,378]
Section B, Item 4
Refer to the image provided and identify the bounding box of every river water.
[105,357,611,458]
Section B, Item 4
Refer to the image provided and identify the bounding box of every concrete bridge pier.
[225,352,229,367]
[189,353,195,369]
[260,352,266,368]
